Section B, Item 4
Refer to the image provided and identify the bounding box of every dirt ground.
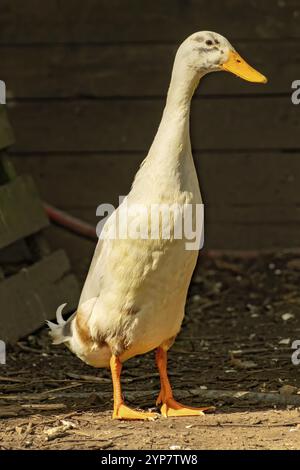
[1,252,300,450]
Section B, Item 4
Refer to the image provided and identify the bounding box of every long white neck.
[130,56,202,201]
[149,57,201,162]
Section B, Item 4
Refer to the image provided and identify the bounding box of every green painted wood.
[0,250,80,343]
[0,175,49,249]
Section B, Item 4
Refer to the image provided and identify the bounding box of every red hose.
[43,203,98,241]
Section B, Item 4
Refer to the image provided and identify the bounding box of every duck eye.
[206,40,213,46]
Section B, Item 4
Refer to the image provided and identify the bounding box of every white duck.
[48,31,267,420]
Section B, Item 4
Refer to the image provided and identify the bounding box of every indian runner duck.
[48,31,267,420]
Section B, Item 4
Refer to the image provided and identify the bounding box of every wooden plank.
[44,225,95,284]
[7,97,300,152]
[0,239,32,264]
[0,175,49,249]
[1,42,293,98]
[204,222,300,250]
[0,107,14,150]
[44,210,300,253]
[0,250,80,344]
[61,204,300,232]
[11,152,300,208]
[12,151,300,251]
[0,153,17,184]
[0,0,299,44]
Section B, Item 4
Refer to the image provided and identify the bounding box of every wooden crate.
[0,107,80,343]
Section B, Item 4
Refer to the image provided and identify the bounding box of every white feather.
[46,303,70,345]
[56,303,67,325]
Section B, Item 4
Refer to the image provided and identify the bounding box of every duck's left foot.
[157,393,215,417]
[113,403,158,421]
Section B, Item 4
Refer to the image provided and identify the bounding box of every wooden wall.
[1,0,300,265]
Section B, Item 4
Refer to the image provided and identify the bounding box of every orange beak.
[221,50,267,84]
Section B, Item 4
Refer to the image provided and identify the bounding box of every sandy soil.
[1,253,300,450]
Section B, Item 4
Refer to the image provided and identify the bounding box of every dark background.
[1,3,300,450]
[1,0,299,277]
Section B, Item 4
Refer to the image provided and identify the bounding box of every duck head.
[177,31,267,84]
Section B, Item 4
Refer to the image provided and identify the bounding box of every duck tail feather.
[46,303,74,345]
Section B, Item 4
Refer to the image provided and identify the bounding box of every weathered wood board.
[0,250,80,343]
[45,207,300,255]
[7,97,300,152]
[1,42,295,98]
[0,175,49,250]
[11,152,300,208]
[2,0,299,251]
[12,151,300,250]
[0,107,14,150]
[0,0,298,43]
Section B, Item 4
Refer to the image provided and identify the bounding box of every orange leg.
[155,347,215,417]
[110,355,157,420]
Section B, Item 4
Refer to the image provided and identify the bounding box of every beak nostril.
[237,59,241,63]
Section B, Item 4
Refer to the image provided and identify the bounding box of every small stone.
[281,313,295,322]
[279,385,298,396]
[287,259,300,270]
[278,338,290,345]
